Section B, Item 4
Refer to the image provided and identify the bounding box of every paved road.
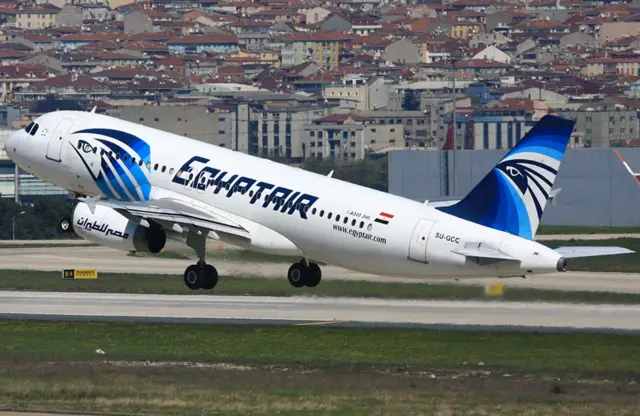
[0,245,639,293]
[1,291,640,333]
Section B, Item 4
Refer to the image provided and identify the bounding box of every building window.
[483,123,489,149]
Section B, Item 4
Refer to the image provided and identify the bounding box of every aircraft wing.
[552,246,635,259]
[80,197,250,241]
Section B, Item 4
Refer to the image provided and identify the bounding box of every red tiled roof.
[284,30,353,42]
[316,113,370,123]
[167,34,238,44]
[32,73,109,90]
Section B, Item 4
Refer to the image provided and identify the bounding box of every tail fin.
[437,114,575,240]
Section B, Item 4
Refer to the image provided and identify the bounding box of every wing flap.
[82,197,251,240]
[554,246,635,259]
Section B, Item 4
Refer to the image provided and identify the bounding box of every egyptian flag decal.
[375,212,394,225]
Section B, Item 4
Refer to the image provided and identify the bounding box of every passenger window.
[146,162,151,169]
[139,159,144,166]
[93,147,97,154]
[328,212,332,219]
[336,215,341,222]
[249,190,254,197]
[169,168,174,175]
[123,155,128,162]
[312,208,317,215]
[161,166,166,173]
[343,217,348,224]
[367,224,372,231]
[320,210,324,217]
[351,219,356,226]
[77,142,82,149]
[131,157,136,164]
[359,221,364,228]
[154,164,158,171]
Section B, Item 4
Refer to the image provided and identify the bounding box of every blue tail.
[437,114,575,240]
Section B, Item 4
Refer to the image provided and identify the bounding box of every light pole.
[12,210,25,241]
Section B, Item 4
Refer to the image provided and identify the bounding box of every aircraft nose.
[4,129,19,159]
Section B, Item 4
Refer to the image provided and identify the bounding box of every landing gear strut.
[288,260,322,288]
[183,231,218,291]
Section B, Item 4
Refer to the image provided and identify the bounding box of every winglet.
[327,170,334,178]
[615,150,640,185]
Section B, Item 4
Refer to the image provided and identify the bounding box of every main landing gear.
[183,231,219,291]
[287,260,322,288]
[181,229,321,291]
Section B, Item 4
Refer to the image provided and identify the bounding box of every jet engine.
[69,202,167,253]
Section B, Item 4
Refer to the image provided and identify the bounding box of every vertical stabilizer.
[437,114,575,239]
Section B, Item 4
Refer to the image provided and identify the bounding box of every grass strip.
[2,269,640,304]
[1,320,640,373]
[538,225,640,235]
[2,321,640,415]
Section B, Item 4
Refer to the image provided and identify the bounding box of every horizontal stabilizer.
[554,246,635,259]
[452,242,515,261]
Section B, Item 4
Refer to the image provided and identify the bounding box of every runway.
[1,245,639,293]
[1,291,640,333]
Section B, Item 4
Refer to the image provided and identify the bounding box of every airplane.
[4,111,634,291]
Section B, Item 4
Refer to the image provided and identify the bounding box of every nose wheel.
[288,260,322,288]
[58,216,72,234]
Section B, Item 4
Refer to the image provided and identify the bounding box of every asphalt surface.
[0,244,639,293]
[1,291,640,333]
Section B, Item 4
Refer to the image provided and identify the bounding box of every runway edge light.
[62,269,98,280]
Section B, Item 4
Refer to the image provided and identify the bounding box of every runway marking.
[294,320,348,326]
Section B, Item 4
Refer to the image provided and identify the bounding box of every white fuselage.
[5,111,564,279]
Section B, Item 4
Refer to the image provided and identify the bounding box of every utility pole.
[14,164,19,204]
[450,48,464,196]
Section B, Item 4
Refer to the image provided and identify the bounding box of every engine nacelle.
[72,202,167,253]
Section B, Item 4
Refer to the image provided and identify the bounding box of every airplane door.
[408,218,436,263]
[46,119,74,162]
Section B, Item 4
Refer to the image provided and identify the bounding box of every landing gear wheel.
[59,217,72,233]
[201,264,219,290]
[305,262,322,288]
[288,262,307,288]
[184,264,203,290]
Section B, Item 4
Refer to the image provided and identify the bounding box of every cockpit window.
[24,122,34,133]
[30,123,39,136]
